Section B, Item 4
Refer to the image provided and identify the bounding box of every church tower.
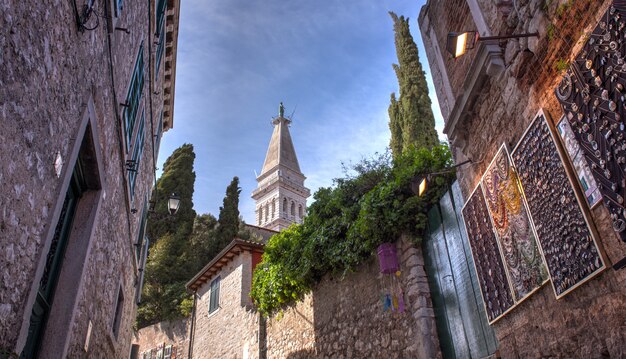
[252,103,310,231]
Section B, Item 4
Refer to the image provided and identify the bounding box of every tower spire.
[252,104,310,231]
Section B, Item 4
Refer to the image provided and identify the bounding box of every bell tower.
[252,103,310,231]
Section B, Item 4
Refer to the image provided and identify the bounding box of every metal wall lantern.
[446,31,539,59]
[168,193,181,215]
[411,159,474,196]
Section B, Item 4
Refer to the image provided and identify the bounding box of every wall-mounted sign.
[462,186,515,323]
[511,111,605,298]
[556,117,602,208]
[556,4,626,242]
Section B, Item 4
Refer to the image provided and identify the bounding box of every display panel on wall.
[462,186,515,323]
[511,111,605,298]
[481,145,549,302]
[555,3,626,242]
[556,116,602,208]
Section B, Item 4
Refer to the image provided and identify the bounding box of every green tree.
[388,12,439,158]
[146,143,196,241]
[138,144,197,328]
[215,176,241,249]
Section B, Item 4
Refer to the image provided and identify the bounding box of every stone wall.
[190,251,262,359]
[0,0,177,356]
[419,0,626,357]
[266,237,441,359]
[133,318,190,359]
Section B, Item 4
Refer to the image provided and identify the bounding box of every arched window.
[283,198,288,213]
[298,204,303,218]
[265,203,269,222]
[291,201,295,216]
[271,199,276,219]
[258,206,263,225]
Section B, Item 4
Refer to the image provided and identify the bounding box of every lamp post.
[446,31,539,59]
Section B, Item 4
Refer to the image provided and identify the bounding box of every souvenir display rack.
[462,186,515,323]
[511,111,605,298]
[556,4,626,242]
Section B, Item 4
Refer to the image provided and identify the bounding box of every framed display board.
[511,110,605,298]
[555,4,626,242]
[480,145,548,302]
[462,185,515,324]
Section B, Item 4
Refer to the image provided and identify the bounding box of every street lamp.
[168,193,181,215]
[446,31,539,59]
[411,159,475,197]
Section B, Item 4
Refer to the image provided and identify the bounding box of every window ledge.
[208,306,221,319]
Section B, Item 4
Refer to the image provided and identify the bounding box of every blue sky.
[157,0,445,223]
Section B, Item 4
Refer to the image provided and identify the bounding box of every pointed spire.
[260,104,302,176]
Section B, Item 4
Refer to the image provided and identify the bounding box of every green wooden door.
[424,182,497,358]
[21,167,86,358]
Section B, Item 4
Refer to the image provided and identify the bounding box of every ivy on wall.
[250,144,454,315]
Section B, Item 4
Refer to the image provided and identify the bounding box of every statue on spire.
[279,102,285,118]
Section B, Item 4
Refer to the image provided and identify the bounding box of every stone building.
[419,0,626,357]
[0,0,180,357]
[252,108,311,231]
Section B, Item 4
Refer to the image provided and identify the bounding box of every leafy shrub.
[250,144,454,316]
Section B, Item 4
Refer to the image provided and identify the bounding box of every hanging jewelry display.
[556,116,603,208]
[511,111,605,298]
[462,185,515,323]
[555,4,626,242]
[481,145,549,302]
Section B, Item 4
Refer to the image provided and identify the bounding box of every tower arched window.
[298,204,303,218]
[271,199,276,219]
[265,203,269,222]
[258,206,263,225]
[283,198,287,213]
[291,201,295,216]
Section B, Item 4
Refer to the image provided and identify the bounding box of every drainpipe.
[187,292,197,359]
[258,314,267,359]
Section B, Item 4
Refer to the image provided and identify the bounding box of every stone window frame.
[128,107,146,201]
[16,96,106,357]
[122,43,145,153]
[111,282,125,339]
[154,0,167,80]
[208,276,221,315]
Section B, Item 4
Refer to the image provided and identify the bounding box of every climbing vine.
[250,144,454,315]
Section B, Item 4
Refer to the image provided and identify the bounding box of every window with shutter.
[209,276,220,314]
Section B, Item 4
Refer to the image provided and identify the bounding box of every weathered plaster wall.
[266,237,441,359]
[190,251,261,359]
[420,0,626,357]
[133,318,190,359]
[0,0,172,356]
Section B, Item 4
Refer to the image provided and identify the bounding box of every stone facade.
[186,236,441,359]
[265,237,441,359]
[189,250,263,359]
[133,318,190,359]
[419,0,626,357]
[0,0,180,356]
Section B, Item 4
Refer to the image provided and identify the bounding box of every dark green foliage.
[388,12,439,159]
[138,144,197,328]
[146,143,197,241]
[251,144,454,316]
[137,165,252,328]
[215,176,242,249]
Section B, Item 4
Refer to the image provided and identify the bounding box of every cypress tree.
[138,144,197,328]
[146,143,196,241]
[215,176,241,248]
[388,12,439,159]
